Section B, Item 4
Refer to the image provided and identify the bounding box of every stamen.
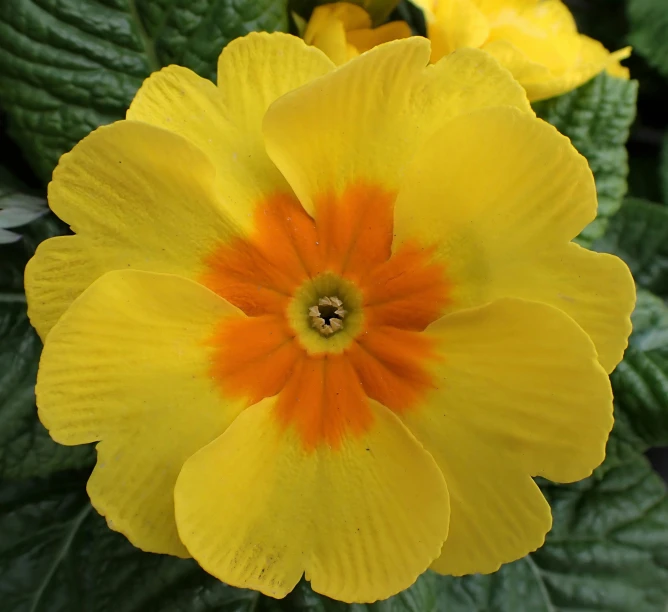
[310,295,346,336]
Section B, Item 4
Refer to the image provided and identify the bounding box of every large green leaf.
[0,471,265,612]
[533,73,638,246]
[611,289,668,450]
[3,430,668,611]
[0,214,94,479]
[0,0,289,183]
[628,0,668,78]
[136,0,289,79]
[597,197,668,297]
[595,198,668,450]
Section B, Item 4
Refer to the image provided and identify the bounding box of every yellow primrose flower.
[303,2,411,65]
[28,33,634,602]
[413,0,631,101]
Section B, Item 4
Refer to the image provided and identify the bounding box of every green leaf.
[0,167,47,244]
[0,0,289,184]
[629,288,668,352]
[0,214,94,479]
[628,0,668,78]
[0,471,264,612]
[612,344,668,451]
[136,0,289,79]
[533,73,638,246]
[596,197,668,297]
[595,199,668,450]
[611,288,668,449]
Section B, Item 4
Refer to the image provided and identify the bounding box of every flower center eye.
[309,296,347,336]
[289,273,363,354]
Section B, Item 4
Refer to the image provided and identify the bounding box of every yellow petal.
[393,106,634,371]
[36,270,246,556]
[346,20,412,54]
[482,39,553,86]
[26,235,103,340]
[263,38,531,214]
[401,298,612,573]
[425,418,551,576]
[495,243,635,374]
[517,35,626,101]
[486,0,579,69]
[480,0,631,100]
[417,0,490,61]
[175,399,449,602]
[128,33,334,229]
[411,0,436,11]
[423,297,613,482]
[26,120,237,339]
[476,0,539,14]
[607,46,632,79]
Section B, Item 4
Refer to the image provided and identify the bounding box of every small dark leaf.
[0,166,47,244]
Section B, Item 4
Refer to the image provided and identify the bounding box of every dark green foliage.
[0,0,289,182]
[534,73,638,246]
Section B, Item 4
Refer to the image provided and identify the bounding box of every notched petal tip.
[218,30,337,80]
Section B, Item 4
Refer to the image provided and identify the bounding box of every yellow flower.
[28,33,634,602]
[303,2,411,65]
[413,0,631,101]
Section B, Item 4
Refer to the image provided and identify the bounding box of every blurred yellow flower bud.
[303,2,411,65]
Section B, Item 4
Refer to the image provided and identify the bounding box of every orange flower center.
[201,183,450,450]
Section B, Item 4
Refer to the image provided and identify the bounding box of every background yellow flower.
[414,0,631,100]
[303,2,411,65]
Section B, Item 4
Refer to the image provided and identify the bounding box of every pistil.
[309,296,347,336]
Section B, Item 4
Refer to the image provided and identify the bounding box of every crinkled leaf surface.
[0,0,289,183]
[0,214,94,479]
[597,197,668,297]
[0,471,265,612]
[2,430,668,611]
[596,198,668,449]
[611,294,668,450]
[534,73,638,245]
[628,0,668,78]
[629,289,668,353]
